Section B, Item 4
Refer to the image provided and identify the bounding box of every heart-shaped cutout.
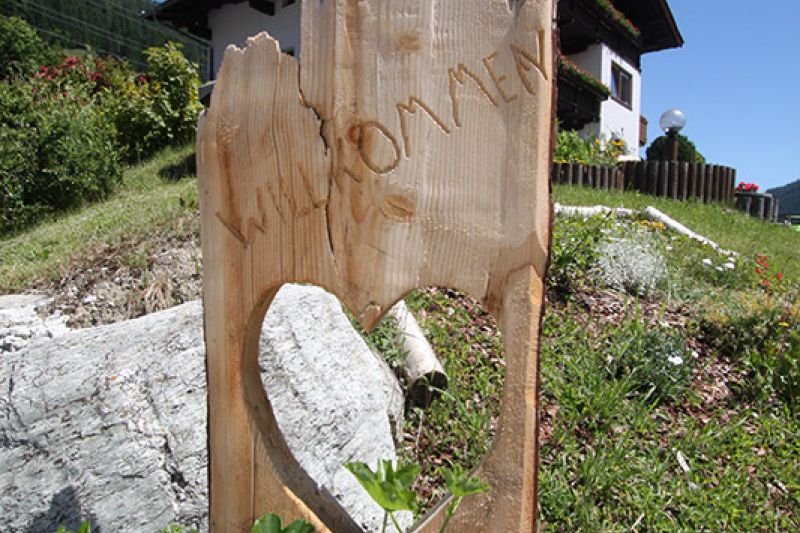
[255,283,506,531]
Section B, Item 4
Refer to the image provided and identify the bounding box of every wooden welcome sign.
[198,0,555,531]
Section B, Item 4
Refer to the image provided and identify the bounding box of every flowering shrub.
[702,293,799,410]
[736,182,759,193]
[554,129,626,167]
[590,0,641,39]
[753,254,785,292]
[0,79,120,233]
[0,16,201,234]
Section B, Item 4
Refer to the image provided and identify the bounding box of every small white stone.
[702,258,713,266]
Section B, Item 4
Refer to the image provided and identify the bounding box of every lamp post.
[659,108,686,161]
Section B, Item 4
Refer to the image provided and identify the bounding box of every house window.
[610,62,632,109]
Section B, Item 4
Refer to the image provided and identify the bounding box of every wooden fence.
[552,161,737,204]
[551,162,624,191]
[734,192,780,222]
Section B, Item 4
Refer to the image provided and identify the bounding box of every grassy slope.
[0,145,197,293]
[554,184,800,285]
[3,162,798,530]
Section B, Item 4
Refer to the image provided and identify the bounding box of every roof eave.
[642,0,684,53]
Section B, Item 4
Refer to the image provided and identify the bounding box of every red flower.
[762,279,771,287]
[755,267,763,275]
[776,272,783,281]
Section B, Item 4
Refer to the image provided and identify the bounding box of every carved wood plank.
[198,0,555,531]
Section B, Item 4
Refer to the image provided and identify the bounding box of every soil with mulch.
[35,213,203,328]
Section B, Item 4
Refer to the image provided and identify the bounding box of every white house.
[557,0,683,159]
[151,0,682,160]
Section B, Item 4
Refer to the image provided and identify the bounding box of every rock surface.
[1,285,406,532]
[0,295,68,354]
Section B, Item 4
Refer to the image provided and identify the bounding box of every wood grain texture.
[198,0,555,531]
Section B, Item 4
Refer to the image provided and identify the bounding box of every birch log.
[388,300,447,408]
[198,1,555,531]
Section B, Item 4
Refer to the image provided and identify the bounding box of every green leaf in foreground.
[437,465,491,533]
[345,460,419,513]
[55,522,90,533]
[441,464,491,498]
[251,513,314,533]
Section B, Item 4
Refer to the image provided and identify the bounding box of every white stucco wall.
[208,1,301,78]
[598,45,641,159]
[567,43,642,159]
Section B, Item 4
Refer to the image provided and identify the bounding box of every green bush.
[0,37,200,234]
[646,133,705,163]
[0,15,57,80]
[0,80,121,233]
[144,42,201,146]
[554,129,625,167]
[103,42,201,162]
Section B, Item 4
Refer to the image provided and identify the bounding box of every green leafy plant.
[345,459,489,532]
[102,42,201,163]
[251,514,314,533]
[55,522,90,533]
[437,464,491,532]
[345,459,419,532]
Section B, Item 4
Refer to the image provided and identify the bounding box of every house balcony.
[557,0,644,68]
[557,58,611,131]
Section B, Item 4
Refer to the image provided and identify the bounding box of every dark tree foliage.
[0,0,209,79]
[646,133,706,163]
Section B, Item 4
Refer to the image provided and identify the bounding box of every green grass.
[0,145,197,293]
[539,311,800,531]
[554,184,800,285]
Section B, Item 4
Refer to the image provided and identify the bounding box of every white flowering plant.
[594,228,666,297]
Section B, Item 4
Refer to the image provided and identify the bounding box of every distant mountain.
[767,179,800,217]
